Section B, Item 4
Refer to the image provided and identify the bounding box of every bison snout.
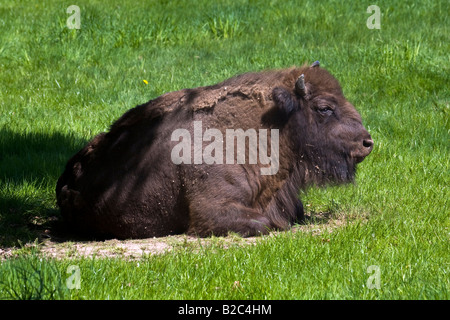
[363,138,374,149]
[352,136,373,163]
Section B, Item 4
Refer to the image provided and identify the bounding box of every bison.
[56,61,373,239]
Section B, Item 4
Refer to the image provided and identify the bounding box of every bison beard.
[56,62,373,239]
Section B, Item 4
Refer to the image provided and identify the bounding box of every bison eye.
[316,105,334,116]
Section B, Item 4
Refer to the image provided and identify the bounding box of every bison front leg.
[187,201,272,237]
[295,200,305,223]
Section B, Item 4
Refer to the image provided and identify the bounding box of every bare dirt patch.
[0,212,366,260]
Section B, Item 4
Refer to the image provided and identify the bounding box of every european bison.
[56,62,373,239]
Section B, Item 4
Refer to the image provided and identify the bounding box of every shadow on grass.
[302,212,333,225]
[0,129,89,247]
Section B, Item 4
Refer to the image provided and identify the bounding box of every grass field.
[0,0,448,300]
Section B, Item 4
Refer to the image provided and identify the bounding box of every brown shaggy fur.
[56,64,373,239]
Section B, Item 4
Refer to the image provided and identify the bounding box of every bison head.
[272,61,373,184]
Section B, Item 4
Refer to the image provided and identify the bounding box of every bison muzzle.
[56,62,373,239]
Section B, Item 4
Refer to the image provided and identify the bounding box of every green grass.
[0,0,448,299]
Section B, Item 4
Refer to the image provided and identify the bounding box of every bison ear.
[272,87,297,115]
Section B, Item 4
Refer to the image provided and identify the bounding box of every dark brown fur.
[56,64,373,238]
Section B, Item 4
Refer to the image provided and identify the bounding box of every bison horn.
[295,74,307,96]
[310,61,320,68]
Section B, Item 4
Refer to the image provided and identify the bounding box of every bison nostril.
[363,139,374,149]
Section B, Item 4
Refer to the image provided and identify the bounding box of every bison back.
[56,98,190,238]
